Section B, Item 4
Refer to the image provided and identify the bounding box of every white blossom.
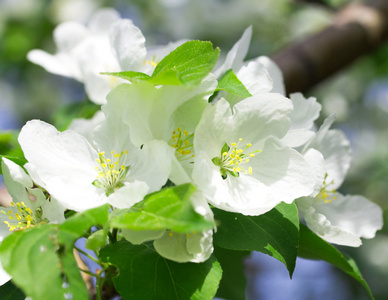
[192,96,317,216]
[297,115,383,246]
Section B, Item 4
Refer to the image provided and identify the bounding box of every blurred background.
[1,0,387,299]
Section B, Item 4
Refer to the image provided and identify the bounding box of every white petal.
[128,140,173,193]
[314,193,383,240]
[18,120,104,211]
[194,98,232,159]
[27,50,83,80]
[2,157,32,190]
[236,58,273,95]
[302,148,326,197]
[110,19,147,72]
[122,229,165,244]
[68,111,106,145]
[297,197,362,247]
[93,100,135,154]
[153,230,213,263]
[230,93,292,141]
[289,93,321,130]
[87,8,120,35]
[78,37,122,105]
[256,56,285,95]
[306,116,352,189]
[107,181,149,209]
[213,26,252,78]
[194,137,316,216]
[281,129,315,148]
[106,82,165,146]
[53,21,89,52]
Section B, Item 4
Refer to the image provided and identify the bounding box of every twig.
[272,0,388,94]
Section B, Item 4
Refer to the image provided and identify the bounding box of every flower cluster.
[0,8,383,297]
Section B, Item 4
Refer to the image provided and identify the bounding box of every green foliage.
[102,40,220,88]
[99,241,222,300]
[298,224,374,299]
[216,69,252,97]
[213,202,299,277]
[0,131,25,175]
[0,205,110,300]
[214,246,250,300]
[0,155,27,175]
[0,280,25,300]
[52,100,101,131]
[110,184,214,233]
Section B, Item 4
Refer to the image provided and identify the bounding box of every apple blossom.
[17,117,172,211]
[0,158,65,285]
[192,96,318,216]
[27,8,184,104]
[297,115,383,246]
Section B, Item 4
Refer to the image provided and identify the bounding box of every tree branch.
[272,0,388,94]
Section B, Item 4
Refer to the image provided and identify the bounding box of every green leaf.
[214,246,249,300]
[99,241,222,300]
[298,224,374,299]
[102,40,220,88]
[100,71,151,83]
[0,225,89,300]
[52,100,100,131]
[213,202,299,277]
[0,155,27,175]
[0,130,25,175]
[216,69,252,98]
[0,280,26,300]
[85,229,107,251]
[110,184,214,233]
[0,205,110,300]
[58,204,110,240]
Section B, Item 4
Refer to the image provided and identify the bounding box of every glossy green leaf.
[213,202,299,277]
[100,71,151,83]
[216,69,252,98]
[102,40,219,88]
[214,246,249,300]
[0,225,89,300]
[298,224,374,299]
[0,205,110,300]
[0,280,25,300]
[99,241,222,300]
[110,184,214,233]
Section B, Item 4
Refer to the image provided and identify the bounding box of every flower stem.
[96,273,106,300]
[74,246,101,265]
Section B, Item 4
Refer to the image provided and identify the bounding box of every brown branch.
[272,0,388,95]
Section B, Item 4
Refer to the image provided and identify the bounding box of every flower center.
[143,56,159,67]
[93,150,129,196]
[316,173,337,203]
[212,138,261,179]
[1,201,37,231]
[170,127,194,163]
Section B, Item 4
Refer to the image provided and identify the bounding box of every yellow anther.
[169,232,173,237]
[250,153,255,157]
[186,233,190,238]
